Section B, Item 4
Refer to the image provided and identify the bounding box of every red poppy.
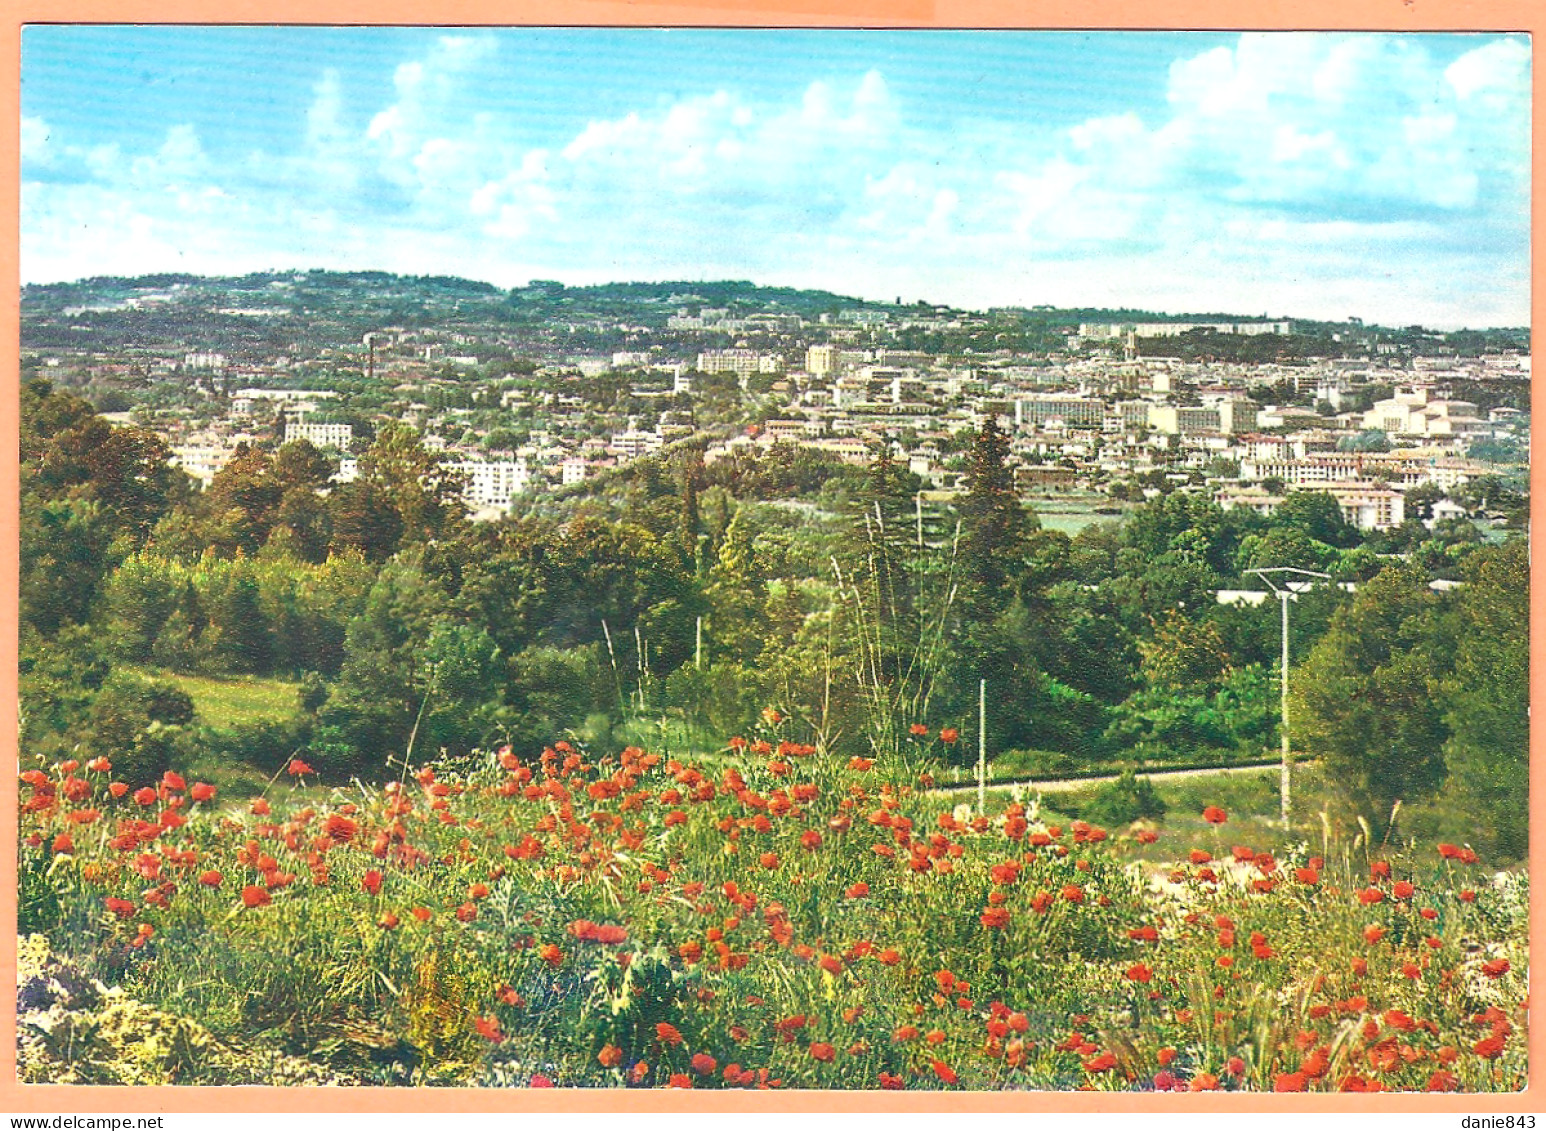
[931,1059,958,1084]
[667,1073,693,1089]
[1473,1034,1506,1059]
[198,869,222,887]
[980,907,1010,929]
[878,948,901,966]
[1274,1072,1307,1092]
[1481,958,1511,978]
[241,885,272,909]
[190,782,216,802]
[909,723,929,737]
[1202,806,1227,825]
[810,1042,836,1062]
[1393,880,1415,900]
[362,869,383,896]
[845,881,870,899]
[51,833,74,855]
[133,787,157,807]
[879,1072,905,1089]
[287,759,314,776]
[691,1052,717,1075]
[475,1016,505,1043]
[1357,887,1385,905]
[598,1044,623,1068]
[1363,925,1386,944]
[1061,883,1084,904]
[1125,963,1153,983]
[656,1022,684,1047]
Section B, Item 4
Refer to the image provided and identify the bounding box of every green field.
[125,666,300,729]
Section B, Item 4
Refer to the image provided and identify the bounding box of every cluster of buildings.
[45,292,1526,534]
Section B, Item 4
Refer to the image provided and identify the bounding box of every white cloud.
[21,116,51,166]
[18,34,1531,328]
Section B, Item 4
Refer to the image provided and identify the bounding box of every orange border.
[1,5,1540,1115]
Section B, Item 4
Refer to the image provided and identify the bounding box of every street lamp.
[1247,567,1330,829]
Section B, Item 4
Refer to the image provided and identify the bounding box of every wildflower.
[474,1016,505,1043]
[1473,1034,1506,1059]
[879,1072,905,1089]
[909,724,929,737]
[980,907,1010,929]
[1363,925,1386,944]
[362,870,383,896]
[691,1052,717,1075]
[1190,1073,1219,1091]
[51,833,74,855]
[878,948,901,966]
[1226,1057,1246,1076]
[845,881,869,899]
[1481,958,1511,978]
[539,943,563,967]
[598,1044,623,1068]
[190,782,216,802]
[1202,806,1227,825]
[939,727,959,744]
[1189,849,1212,864]
[241,885,272,909]
[287,759,314,776]
[1357,887,1385,905]
[1157,1047,1177,1066]
[1125,963,1153,983]
[932,1059,959,1084]
[761,707,783,726]
[198,869,222,887]
[133,787,157,807]
[1426,1070,1460,1092]
[1370,860,1391,879]
[1274,1072,1306,1092]
[656,1022,684,1047]
[1082,1052,1116,1073]
[530,1074,554,1088]
[1393,880,1415,900]
[810,1043,835,1062]
[1061,883,1084,904]
[668,1073,693,1088]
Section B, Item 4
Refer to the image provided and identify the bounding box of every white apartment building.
[285,420,354,449]
[1015,395,1105,429]
[457,459,529,511]
[697,349,760,379]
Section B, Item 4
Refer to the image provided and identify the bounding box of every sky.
[20,28,1533,328]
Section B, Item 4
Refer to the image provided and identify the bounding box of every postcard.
[8,14,1539,1117]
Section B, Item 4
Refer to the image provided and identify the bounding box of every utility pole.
[978,678,987,816]
[1248,567,1330,829]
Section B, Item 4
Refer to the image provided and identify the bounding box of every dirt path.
[928,760,1287,797]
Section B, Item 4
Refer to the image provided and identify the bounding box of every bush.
[1079,770,1166,826]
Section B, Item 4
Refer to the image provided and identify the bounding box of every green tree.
[1290,564,1451,830]
[959,415,1031,613]
[1440,540,1528,861]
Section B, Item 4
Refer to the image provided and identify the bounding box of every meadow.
[17,730,1528,1091]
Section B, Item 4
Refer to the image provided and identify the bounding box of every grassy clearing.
[126,666,301,730]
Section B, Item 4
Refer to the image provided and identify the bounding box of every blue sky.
[21,28,1532,327]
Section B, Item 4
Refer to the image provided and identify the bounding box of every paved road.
[928,760,1287,797]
